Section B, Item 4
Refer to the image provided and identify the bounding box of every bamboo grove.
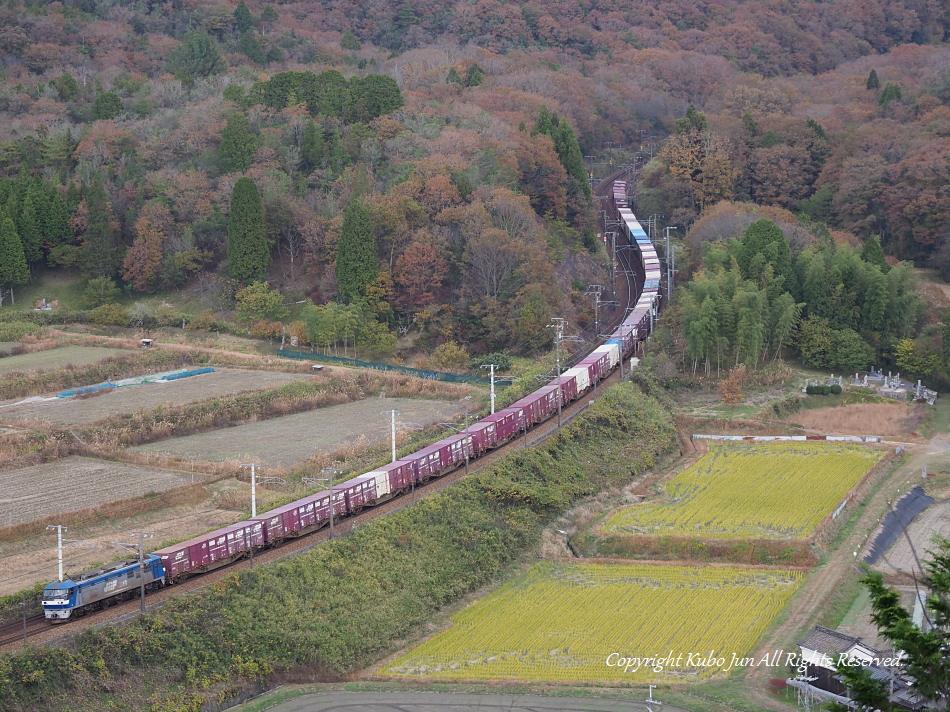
[679,219,923,376]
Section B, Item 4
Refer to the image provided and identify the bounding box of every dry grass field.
[789,402,923,436]
[0,505,237,595]
[0,368,314,425]
[132,396,468,466]
[0,456,192,528]
[0,345,126,376]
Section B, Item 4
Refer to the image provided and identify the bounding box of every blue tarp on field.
[58,383,116,398]
[158,367,215,381]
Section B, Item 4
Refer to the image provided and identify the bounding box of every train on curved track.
[42,179,663,622]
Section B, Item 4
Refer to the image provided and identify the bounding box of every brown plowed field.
[0,345,126,375]
[0,456,193,528]
[132,396,471,467]
[0,368,313,425]
[788,402,923,436]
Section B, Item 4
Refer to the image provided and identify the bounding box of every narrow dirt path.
[742,445,929,710]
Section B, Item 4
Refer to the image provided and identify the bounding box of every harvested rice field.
[0,368,314,426]
[132,396,468,467]
[0,346,125,375]
[0,456,193,528]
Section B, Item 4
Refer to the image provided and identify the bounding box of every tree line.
[681,219,923,378]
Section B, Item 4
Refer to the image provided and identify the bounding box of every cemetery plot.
[387,562,802,683]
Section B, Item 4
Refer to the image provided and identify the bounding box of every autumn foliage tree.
[394,235,448,313]
[123,202,174,292]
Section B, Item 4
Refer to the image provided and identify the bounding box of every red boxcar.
[366,460,415,497]
[254,498,325,542]
[412,440,453,478]
[154,520,264,582]
[340,474,378,510]
[467,420,497,453]
[482,409,522,441]
[555,373,578,403]
[508,390,549,427]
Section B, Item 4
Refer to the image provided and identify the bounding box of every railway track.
[0,169,643,654]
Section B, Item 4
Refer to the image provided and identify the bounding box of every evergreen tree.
[93,91,123,120]
[81,180,118,279]
[301,120,325,171]
[866,69,880,90]
[219,112,257,174]
[344,74,404,123]
[446,67,463,85]
[39,185,71,247]
[879,83,902,107]
[234,0,254,33]
[737,219,792,286]
[17,185,42,263]
[675,104,708,134]
[166,30,225,83]
[53,73,79,101]
[228,177,269,283]
[340,30,362,51]
[335,199,378,303]
[860,234,887,269]
[236,31,266,64]
[532,106,590,198]
[0,216,28,305]
[65,181,82,210]
[465,62,484,87]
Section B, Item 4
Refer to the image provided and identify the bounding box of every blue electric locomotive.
[42,555,165,621]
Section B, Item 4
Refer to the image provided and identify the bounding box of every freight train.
[42,179,661,621]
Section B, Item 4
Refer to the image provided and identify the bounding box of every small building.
[140,339,154,349]
[794,625,931,711]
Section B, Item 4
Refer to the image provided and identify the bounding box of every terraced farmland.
[387,562,802,682]
[602,442,882,540]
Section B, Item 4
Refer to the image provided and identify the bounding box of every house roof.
[798,625,862,655]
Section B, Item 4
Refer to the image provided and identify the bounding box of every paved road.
[262,692,684,712]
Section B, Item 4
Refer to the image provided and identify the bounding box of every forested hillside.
[0,0,948,363]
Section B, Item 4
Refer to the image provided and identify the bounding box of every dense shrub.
[0,321,43,342]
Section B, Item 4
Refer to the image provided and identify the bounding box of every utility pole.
[480,364,499,414]
[240,463,286,520]
[111,532,154,614]
[320,468,342,538]
[664,226,678,301]
[547,318,565,428]
[381,409,399,462]
[46,525,66,583]
[241,463,258,518]
[585,285,604,337]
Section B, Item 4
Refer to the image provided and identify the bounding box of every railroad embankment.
[0,383,676,712]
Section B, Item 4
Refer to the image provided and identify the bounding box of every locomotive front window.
[43,588,72,599]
